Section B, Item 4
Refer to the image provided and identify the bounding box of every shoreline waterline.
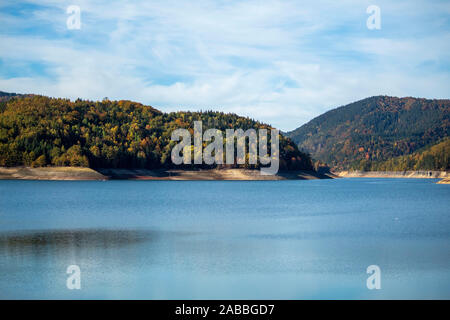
[0,166,334,181]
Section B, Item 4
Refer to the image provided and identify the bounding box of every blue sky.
[0,0,449,130]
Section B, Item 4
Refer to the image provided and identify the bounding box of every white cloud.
[0,0,449,131]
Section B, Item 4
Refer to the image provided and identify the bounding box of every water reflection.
[0,179,449,299]
[0,228,203,299]
[0,229,155,256]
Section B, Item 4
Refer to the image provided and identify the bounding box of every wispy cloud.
[0,0,449,130]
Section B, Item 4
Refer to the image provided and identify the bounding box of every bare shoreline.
[437,178,450,184]
[2,167,448,182]
[0,167,334,181]
[336,170,449,183]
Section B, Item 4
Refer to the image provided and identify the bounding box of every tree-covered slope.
[368,138,449,171]
[0,95,313,171]
[286,96,449,170]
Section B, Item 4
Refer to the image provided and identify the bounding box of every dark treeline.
[0,95,313,171]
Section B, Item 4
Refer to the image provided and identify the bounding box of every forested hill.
[368,138,449,171]
[286,96,449,170]
[0,94,313,171]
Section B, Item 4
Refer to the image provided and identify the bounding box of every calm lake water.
[0,178,449,299]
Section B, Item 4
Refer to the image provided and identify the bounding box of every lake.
[0,178,449,299]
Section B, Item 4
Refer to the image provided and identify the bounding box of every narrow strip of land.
[336,170,448,179]
[0,167,334,181]
[0,167,106,180]
[437,178,450,184]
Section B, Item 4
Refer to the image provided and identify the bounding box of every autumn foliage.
[0,95,313,171]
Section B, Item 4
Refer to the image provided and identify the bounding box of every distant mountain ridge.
[286,96,450,170]
[0,91,32,103]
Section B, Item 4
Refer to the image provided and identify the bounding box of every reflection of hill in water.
[0,229,161,257]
